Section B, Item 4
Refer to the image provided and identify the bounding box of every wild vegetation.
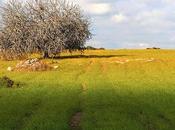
[0,50,175,130]
[0,0,174,130]
[0,0,91,59]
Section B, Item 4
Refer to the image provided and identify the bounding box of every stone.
[7,67,12,71]
[15,59,52,71]
[54,66,58,69]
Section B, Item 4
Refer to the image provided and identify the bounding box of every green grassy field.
[0,50,175,130]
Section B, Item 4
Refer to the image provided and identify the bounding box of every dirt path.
[69,112,82,130]
[69,59,97,130]
[69,60,94,130]
[75,60,94,81]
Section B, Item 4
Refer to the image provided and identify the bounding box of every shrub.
[0,76,14,88]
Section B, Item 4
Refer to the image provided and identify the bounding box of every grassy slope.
[0,50,175,130]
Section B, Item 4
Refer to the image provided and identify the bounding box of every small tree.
[0,0,91,59]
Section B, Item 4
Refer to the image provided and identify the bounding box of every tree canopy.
[0,0,91,59]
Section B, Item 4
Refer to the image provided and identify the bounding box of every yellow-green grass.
[0,50,175,130]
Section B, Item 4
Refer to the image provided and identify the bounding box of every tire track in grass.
[104,59,173,130]
[113,61,155,130]
[99,61,154,130]
[69,59,94,130]
[74,60,94,81]
[100,59,108,73]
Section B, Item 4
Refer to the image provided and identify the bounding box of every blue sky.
[70,0,175,49]
[1,0,175,49]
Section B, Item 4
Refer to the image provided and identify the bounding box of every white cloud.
[139,43,149,48]
[68,1,112,15]
[163,0,175,4]
[136,10,165,21]
[125,42,153,49]
[86,3,112,15]
[111,14,128,24]
[170,36,175,42]
[86,40,103,48]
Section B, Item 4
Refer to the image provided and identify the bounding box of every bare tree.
[0,0,31,59]
[0,0,91,59]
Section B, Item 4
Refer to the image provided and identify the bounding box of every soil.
[69,112,82,130]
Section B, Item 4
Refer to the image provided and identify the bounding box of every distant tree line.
[0,0,91,60]
[85,46,105,50]
[146,47,160,50]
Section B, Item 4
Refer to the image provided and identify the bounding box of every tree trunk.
[43,51,49,58]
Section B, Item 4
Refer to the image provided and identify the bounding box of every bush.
[0,76,14,88]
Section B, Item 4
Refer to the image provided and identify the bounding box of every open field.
[0,50,175,130]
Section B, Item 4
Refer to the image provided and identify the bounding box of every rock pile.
[15,58,52,71]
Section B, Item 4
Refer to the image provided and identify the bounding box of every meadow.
[0,49,175,130]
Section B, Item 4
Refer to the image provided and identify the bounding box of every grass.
[0,49,175,130]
